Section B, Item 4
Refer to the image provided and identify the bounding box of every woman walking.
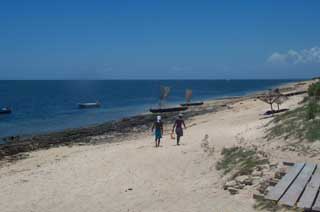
[172,113,186,146]
[152,115,163,147]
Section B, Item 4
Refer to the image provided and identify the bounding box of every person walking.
[152,115,163,147]
[172,113,186,146]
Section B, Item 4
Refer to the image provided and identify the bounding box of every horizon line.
[0,78,309,81]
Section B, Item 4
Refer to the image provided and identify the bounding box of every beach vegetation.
[266,81,320,142]
[258,90,277,112]
[308,80,320,98]
[258,89,288,112]
[216,147,269,178]
[254,199,299,212]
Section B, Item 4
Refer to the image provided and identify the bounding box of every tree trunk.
[270,103,273,112]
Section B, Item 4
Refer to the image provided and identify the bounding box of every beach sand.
[0,81,315,212]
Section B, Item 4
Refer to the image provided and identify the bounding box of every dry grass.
[216,146,269,178]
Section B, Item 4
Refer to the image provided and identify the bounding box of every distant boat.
[0,107,12,114]
[78,101,101,109]
[180,89,203,107]
[149,86,188,113]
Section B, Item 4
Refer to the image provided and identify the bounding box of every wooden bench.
[265,162,320,211]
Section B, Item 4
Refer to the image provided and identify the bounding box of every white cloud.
[267,46,320,65]
[267,52,287,64]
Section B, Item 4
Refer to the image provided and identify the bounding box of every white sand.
[0,86,309,212]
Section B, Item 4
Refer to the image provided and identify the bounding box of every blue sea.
[0,80,298,139]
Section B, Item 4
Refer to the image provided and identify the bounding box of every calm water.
[0,80,297,139]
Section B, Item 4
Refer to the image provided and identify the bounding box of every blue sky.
[0,0,319,79]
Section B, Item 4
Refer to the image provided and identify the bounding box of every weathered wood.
[265,163,305,201]
[313,195,320,212]
[297,165,320,210]
[279,163,316,206]
[311,167,320,211]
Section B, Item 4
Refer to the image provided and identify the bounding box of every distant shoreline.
[0,80,298,139]
[0,79,300,140]
[0,79,307,159]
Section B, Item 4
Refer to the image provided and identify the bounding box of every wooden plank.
[297,165,320,210]
[279,163,316,207]
[312,192,320,211]
[311,166,320,211]
[265,163,305,201]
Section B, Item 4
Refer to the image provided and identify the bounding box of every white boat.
[78,101,101,109]
[0,107,12,114]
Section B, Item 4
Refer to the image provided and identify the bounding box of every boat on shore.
[180,102,203,106]
[0,107,12,114]
[149,86,189,113]
[180,89,204,107]
[78,101,101,109]
[149,106,188,113]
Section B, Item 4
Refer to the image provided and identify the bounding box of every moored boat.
[78,101,101,109]
[0,107,12,114]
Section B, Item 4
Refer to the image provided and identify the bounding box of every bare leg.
[155,139,158,147]
[177,136,180,146]
[157,139,160,147]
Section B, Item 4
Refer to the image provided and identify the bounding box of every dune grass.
[266,80,320,142]
[266,101,320,142]
[254,199,300,212]
[216,147,269,178]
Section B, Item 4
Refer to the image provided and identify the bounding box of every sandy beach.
[0,80,317,212]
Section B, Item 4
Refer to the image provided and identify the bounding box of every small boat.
[150,106,188,113]
[0,107,12,114]
[78,101,101,109]
[180,102,203,106]
[149,86,188,113]
[180,89,204,107]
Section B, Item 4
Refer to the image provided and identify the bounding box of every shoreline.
[0,80,300,140]
[0,79,316,212]
[0,79,307,159]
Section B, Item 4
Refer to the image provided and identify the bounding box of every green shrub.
[306,120,320,141]
[266,102,320,142]
[306,101,318,120]
[308,81,320,97]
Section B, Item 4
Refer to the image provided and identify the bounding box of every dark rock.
[227,187,239,195]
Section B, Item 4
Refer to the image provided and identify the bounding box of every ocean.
[0,80,298,139]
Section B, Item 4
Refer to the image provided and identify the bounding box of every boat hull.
[78,103,101,109]
[180,102,204,106]
[0,108,12,114]
[149,106,188,113]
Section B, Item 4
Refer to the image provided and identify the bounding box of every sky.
[0,0,320,79]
